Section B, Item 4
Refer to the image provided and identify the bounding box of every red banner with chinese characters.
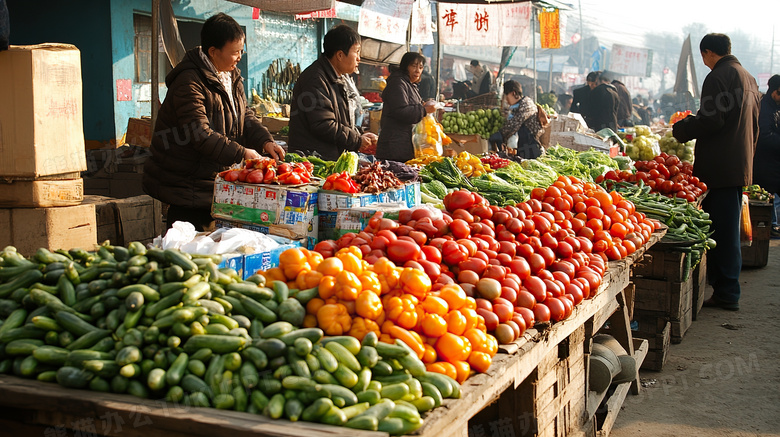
[539,9,560,49]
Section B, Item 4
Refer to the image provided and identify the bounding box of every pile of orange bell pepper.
[271,246,498,383]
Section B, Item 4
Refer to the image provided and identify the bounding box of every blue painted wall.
[6,0,115,143]
[109,0,321,141]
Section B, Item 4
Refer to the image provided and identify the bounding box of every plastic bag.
[740,194,752,247]
[412,113,451,158]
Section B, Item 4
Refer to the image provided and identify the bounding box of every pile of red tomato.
[219,158,314,185]
[314,175,659,346]
[597,153,708,202]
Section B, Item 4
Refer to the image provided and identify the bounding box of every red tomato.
[515,289,536,309]
[536,246,556,267]
[528,253,546,274]
[565,282,584,304]
[533,303,551,323]
[476,308,499,331]
[545,298,566,322]
[450,219,471,239]
[459,257,487,275]
[509,258,531,280]
[458,269,480,285]
[523,276,547,303]
[500,287,517,305]
[421,245,441,264]
[476,298,492,312]
[515,306,535,328]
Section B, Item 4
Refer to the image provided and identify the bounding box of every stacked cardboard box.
[0,44,96,255]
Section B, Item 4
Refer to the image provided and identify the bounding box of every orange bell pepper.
[358,271,382,295]
[446,310,467,336]
[463,328,489,354]
[420,313,447,338]
[318,276,337,300]
[317,257,344,276]
[421,296,449,317]
[435,332,471,362]
[374,258,400,293]
[296,269,323,290]
[334,270,362,301]
[400,267,431,299]
[356,290,383,320]
[336,247,364,274]
[316,303,352,335]
[385,295,419,330]
[306,297,325,316]
[348,317,381,342]
[340,299,356,315]
[279,248,311,280]
[262,267,287,283]
[451,359,471,383]
[302,314,318,328]
[438,284,467,310]
[422,343,437,364]
[468,351,492,373]
[459,307,479,332]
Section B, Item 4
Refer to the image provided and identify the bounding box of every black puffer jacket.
[752,92,780,193]
[288,55,362,161]
[375,70,426,163]
[588,83,619,131]
[143,47,272,209]
[673,55,760,188]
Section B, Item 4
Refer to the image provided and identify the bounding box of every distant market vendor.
[375,52,437,163]
[288,25,377,161]
[143,12,284,232]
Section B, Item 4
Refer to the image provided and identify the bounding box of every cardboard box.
[125,117,152,147]
[109,172,145,199]
[0,178,83,207]
[211,178,319,243]
[447,134,489,155]
[262,117,289,134]
[82,195,164,246]
[0,44,87,177]
[318,182,421,241]
[0,204,97,256]
[216,240,304,279]
[550,131,618,156]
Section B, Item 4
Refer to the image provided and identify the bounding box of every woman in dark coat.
[375,52,436,162]
[143,13,284,231]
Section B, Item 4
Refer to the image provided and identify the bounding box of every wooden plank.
[0,376,388,437]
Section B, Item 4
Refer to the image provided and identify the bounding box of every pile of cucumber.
[0,243,460,434]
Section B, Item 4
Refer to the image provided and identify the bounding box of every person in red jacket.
[673,34,761,311]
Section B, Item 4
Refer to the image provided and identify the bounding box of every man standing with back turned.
[672,33,760,311]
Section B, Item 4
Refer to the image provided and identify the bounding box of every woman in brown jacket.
[143,13,284,231]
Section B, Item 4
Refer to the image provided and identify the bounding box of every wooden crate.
[671,306,693,344]
[632,277,693,320]
[635,322,671,371]
[691,252,707,321]
[631,247,687,282]
[742,201,772,268]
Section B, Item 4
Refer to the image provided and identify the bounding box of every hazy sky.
[573,0,778,55]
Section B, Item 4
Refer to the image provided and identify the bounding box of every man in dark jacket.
[752,74,780,235]
[288,25,376,161]
[418,66,437,101]
[611,79,633,126]
[143,13,282,231]
[571,71,599,126]
[588,71,619,131]
[673,33,760,310]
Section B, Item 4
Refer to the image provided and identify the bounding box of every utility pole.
[578,0,584,73]
[771,25,775,75]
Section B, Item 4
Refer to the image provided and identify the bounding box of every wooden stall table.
[0,231,664,437]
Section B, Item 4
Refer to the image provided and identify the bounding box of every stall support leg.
[607,290,640,395]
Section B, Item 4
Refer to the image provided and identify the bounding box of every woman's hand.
[243,147,261,160]
[424,100,437,114]
[361,132,378,148]
[263,140,285,161]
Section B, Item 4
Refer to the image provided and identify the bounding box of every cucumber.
[116,345,142,366]
[389,401,421,422]
[356,346,379,368]
[398,351,426,377]
[188,359,206,377]
[166,386,185,403]
[166,353,189,386]
[65,329,110,351]
[117,284,160,302]
[164,249,198,272]
[321,336,361,355]
[352,368,371,393]
[223,352,242,372]
[233,386,248,412]
[356,389,382,405]
[147,367,167,391]
[411,396,436,413]
[241,347,268,370]
[256,377,282,396]
[239,361,259,389]
[292,286,318,305]
[86,334,113,352]
[33,345,70,366]
[251,389,270,411]
[254,338,286,359]
[281,375,318,391]
[65,349,112,368]
[319,384,358,406]
[301,397,333,422]
[325,341,361,373]
[375,341,409,359]
[226,282,274,301]
[284,398,304,422]
[260,321,294,339]
[208,313,239,330]
[381,383,410,400]
[320,406,347,426]
[56,366,94,389]
[232,294,276,324]
[19,355,39,377]
[128,379,150,398]
[421,381,443,407]
[341,401,370,420]
[294,337,313,357]
[187,391,211,407]
[182,282,211,305]
[82,359,121,378]
[406,377,423,399]
[0,326,47,343]
[5,339,44,356]
[313,369,339,385]
[277,327,324,346]
[333,363,358,388]
[37,370,59,383]
[418,371,455,398]
[314,347,339,373]
[181,374,212,397]
[88,377,111,393]
[182,335,246,354]
[345,415,379,431]
[266,393,286,419]
[372,360,394,377]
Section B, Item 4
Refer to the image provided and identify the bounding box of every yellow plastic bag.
[740,194,752,247]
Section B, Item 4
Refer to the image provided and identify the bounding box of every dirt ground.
[611,238,780,437]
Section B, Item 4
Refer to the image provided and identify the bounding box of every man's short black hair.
[503,80,522,96]
[323,25,361,59]
[586,71,600,82]
[470,60,480,67]
[700,33,731,56]
[201,13,244,52]
[599,71,612,82]
[399,52,426,73]
[768,74,780,93]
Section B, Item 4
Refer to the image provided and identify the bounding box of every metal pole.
[532,5,537,102]
[578,0,584,73]
[548,54,553,93]
[434,2,442,101]
[151,0,160,130]
[770,25,775,76]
